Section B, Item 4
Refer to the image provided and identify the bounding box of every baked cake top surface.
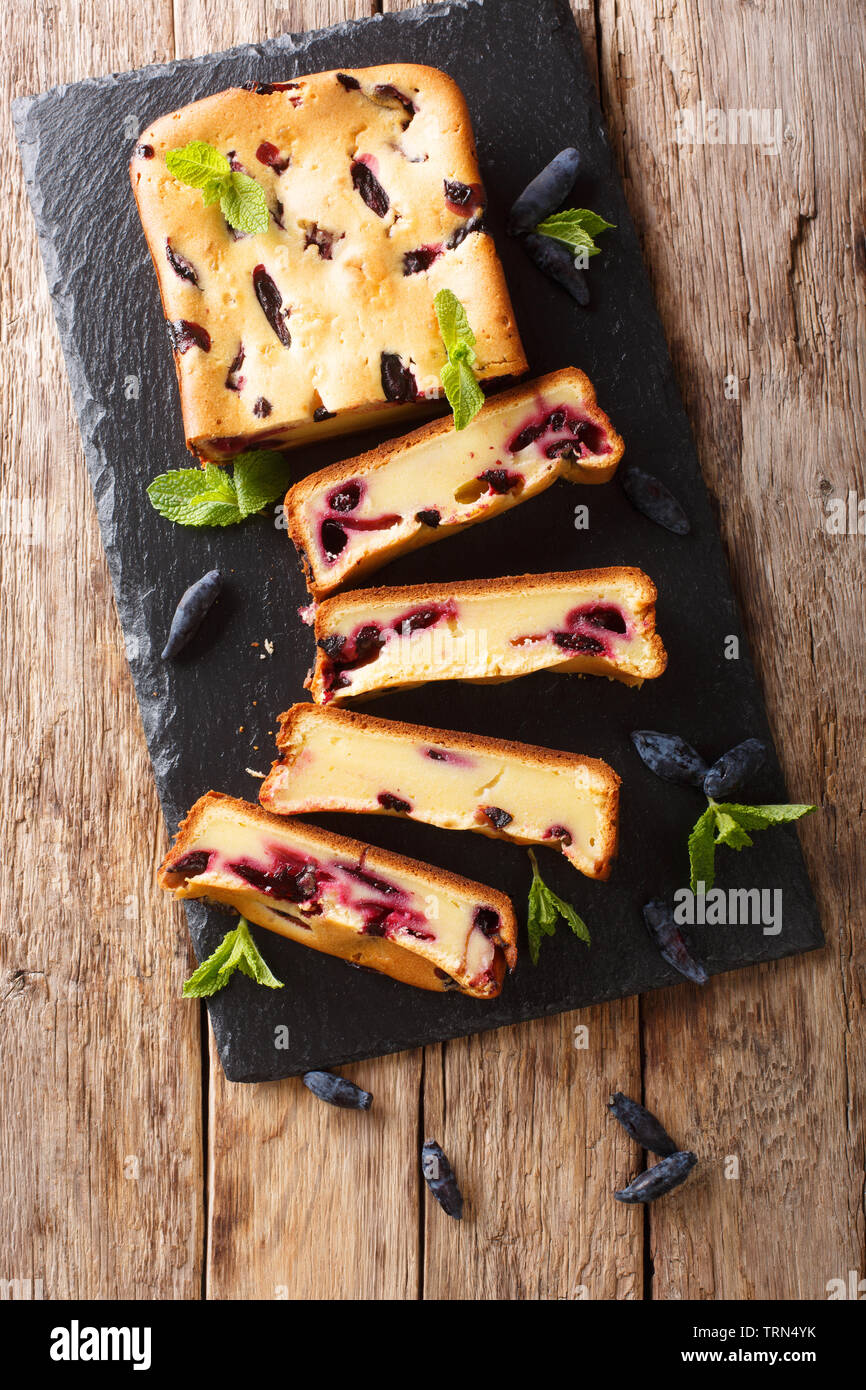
[131,65,527,454]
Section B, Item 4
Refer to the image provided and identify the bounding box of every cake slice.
[308,568,667,703]
[261,705,620,880]
[131,65,527,461]
[158,792,516,996]
[285,368,624,597]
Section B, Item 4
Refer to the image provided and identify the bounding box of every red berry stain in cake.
[328,480,363,513]
[255,140,290,174]
[543,825,574,847]
[378,792,412,813]
[243,80,301,97]
[167,850,212,877]
[135,143,154,159]
[508,404,610,458]
[336,73,361,90]
[415,508,441,527]
[304,224,343,259]
[167,320,211,354]
[165,240,201,288]
[380,352,418,402]
[403,244,443,275]
[253,397,272,418]
[318,602,456,697]
[511,600,629,657]
[224,343,245,391]
[569,603,628,635]
[480,805,513,830]
[443,179,485,215]
[372,83,416,124]
[351,157,390,217]
[253,264,291,346]
[229,849,321,902]
[423,746,474,767]
[478,467,523,495]
[473,906,501,937]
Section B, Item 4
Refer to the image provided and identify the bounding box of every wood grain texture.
[3,0,862,1304]
[420,1005,642,1301]
[1,1,203,1298]
[595,0,865,1297]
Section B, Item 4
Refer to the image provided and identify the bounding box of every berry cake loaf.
[307,567,667,703]
[131,66,527,461]
[286,368,624,598]
[159,792,517,996]
[261,705,621,880]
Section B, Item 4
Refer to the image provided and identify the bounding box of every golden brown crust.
[285,368,621,509]
[316,566,659,624]
[267,703,620,881]
[283,368,624,596]
[157,792,517,995]
[130,65,527,460]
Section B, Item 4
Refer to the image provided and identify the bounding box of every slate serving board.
[14,0,822,1082]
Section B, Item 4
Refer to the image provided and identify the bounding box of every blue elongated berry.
[508,148,581,235]
[643,900,708,985]
[302,1070,373,1110]
[631,731,708,788]
[161,569,222,660]
[703,739,768,799]
[608,1092,678,1157]
[421,1139,463,1219]
[621,467,690,535]
[615,1150,698,1204]
[521,232,590,305]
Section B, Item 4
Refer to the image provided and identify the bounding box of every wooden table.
[3,0,863,1301]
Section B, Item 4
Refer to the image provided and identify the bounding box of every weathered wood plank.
[1,1,203,1299]
[206,1036,422,1299]
[420,1005,643,1300]
[597,0,865,1296]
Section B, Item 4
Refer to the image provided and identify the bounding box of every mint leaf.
[714,811,753,851]
[182,918,283,998]
[179,496,243,528]
[147,465,241,528]
[233,450,292,518]
[147,455,291,528]
[165,142,268,235]
[434,288,484,430]
[147,468,219,524]
[688,807,717,893]
[433,288,474,359]
[526,850,590,965]
[165,141,231,188]
[220,172,270,236]
[536,208,615,258]
[441,359,485,432]
[714,802,816,830]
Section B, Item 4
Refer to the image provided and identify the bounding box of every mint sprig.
[182,918,284,998]
[147,450,291,527]
[688,801,816,893]
[433,288,485,431]
[536,208,615,259]
[165,141,270,235]
[526,849,590,965]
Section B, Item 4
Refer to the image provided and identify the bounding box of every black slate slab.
[14,0,822,1082]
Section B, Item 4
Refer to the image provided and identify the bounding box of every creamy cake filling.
[261,708,619,880]
[291,372,622,594]
[312,573,664,701]
[162,800,512,993]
